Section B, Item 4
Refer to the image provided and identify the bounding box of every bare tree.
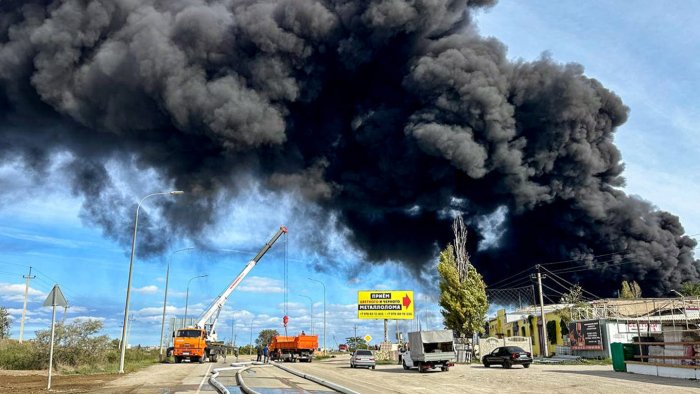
[452,215,470,282]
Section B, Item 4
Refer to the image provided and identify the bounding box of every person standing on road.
[263,344,269,363]
[256,346,262,362]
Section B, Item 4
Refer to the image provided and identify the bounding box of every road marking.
[196,363,213,394]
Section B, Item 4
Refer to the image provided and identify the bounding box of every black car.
[482,346,532,368]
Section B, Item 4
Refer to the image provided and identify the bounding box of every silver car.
[350,349,376,369]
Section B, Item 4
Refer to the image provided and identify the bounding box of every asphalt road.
[280,354,700,394]
[88,354,700,394]
[102,359,224,394]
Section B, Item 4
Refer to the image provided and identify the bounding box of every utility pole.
[535,265,548,358]
[384,319,388,343]
[19,266,35,343]
[354,325,358,348]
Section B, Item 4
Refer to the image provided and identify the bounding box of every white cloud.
[133,285,159,295]
[237,276,284,293]
[0,282,46,302]
[66,305,89,314]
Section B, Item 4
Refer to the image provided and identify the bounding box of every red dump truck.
[270,335,318,362]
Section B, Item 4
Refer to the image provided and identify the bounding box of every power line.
[538,250,629,267]
[541,283,567,298]
[489,277,533,290]
[540,266,601,300]
[488,266,534,288]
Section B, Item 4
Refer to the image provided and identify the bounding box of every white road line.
[196,363,214,393]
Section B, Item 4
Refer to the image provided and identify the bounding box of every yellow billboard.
[357,290,414,320]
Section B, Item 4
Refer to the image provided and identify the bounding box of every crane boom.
[195,226,288,332]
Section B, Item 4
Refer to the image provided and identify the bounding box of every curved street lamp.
[308,278,326,354]
[297,294,314,334]
[184,274,208,324]
[159,247,195,361]
[119,190,184,374]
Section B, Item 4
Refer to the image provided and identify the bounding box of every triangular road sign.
[43,285,68,308]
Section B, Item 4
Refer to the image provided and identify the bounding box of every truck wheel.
[402,361,409,370]
[441,365,449,372]
[174,356,182,364]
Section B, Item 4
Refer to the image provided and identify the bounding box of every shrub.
[0,339,43,370]
[34,319,112,370]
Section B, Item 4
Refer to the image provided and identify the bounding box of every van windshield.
[177,329,201,338]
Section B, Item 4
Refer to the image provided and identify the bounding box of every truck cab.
[173,328,207,363]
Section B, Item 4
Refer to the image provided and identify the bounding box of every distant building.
[486,297,700,359]
[486,304,570,357]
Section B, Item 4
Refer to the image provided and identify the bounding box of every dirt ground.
[0,370,119,394]
[0,358,221,394]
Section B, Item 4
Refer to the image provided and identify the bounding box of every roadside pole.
[536,265,549,358]
[19,266,35,343]
[43,285,68,390]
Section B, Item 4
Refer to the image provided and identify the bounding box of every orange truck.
[172,327,211,363]
[270,334,319,362]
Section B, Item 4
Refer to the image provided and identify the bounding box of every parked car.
[350,349,376,369]
[482,346,532,369]
[339,344,349,352]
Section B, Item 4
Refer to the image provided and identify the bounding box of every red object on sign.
[283,315,289,327]
[402,294,412,308]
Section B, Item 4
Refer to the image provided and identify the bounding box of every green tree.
[560,284,583,304]
[346,336,367,351]
[0,307,11,339]
[620,280,642,299]
[558,284,588,325]
[679,281,700,297]
[438,244,488,337]
[255,329,279,347]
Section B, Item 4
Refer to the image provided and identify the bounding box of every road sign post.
[43,285,68,390]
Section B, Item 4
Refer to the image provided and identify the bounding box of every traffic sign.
[357,290,414,320]
[364,334,372,343]
[43,285,68,308]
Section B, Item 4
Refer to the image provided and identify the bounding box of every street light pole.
[119,190,184,374]
[298,294,313,334]
[308,278,326,355]
[184,274,208,324]
[159,247,194,361]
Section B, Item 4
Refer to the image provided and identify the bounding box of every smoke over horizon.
[0,0,697,296]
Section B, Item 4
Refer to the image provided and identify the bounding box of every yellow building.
[487,304,569,357]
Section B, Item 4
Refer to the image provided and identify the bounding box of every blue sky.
[2,1,700,347]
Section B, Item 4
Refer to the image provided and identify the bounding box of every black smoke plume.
[0,0,697,295]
